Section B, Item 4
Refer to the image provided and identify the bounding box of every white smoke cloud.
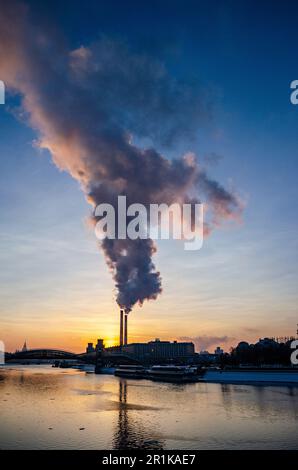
[0,1,243,312]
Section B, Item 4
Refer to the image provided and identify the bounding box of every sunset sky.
[0,0,298,353]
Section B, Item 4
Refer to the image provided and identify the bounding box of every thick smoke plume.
[0,2,242,313]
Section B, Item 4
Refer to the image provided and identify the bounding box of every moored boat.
[114,364,146,378]
[148,365,198,383]
[200,367,298,385]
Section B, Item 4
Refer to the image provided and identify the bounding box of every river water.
[0,365,297,449]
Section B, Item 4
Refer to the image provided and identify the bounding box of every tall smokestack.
[120,309,124,346]
[124,313,128,345]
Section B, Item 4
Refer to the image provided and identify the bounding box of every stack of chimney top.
[119,309,128,346]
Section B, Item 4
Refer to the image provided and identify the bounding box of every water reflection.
[0,366,297,449]
[113,379,164,450]
[218,382,298,421]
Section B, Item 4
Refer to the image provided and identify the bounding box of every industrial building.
[86,339,104,354]
[105,338,195,363]
[121,339,195,361]
[85,311,195,363]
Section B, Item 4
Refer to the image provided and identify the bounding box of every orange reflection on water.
[0,365,297,449]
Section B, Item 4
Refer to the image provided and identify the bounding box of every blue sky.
[0,0,297,352]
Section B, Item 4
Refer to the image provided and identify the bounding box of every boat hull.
[114,371,145,379]
[201,369,298,385]
[149,373,198,383]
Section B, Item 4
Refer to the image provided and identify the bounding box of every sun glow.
[103,337,118,348]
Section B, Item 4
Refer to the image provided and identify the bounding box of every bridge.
[8,349,77,360]
[79,350,141,366]
[6,348,140,365]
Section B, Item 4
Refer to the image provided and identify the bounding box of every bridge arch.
[11,349,77,360]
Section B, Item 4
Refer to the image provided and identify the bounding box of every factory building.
[86,339,105,354]
[120,338,195,361]
[86,310,195,363]
[86,342,95,354]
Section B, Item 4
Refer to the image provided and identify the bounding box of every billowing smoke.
[0,2,242,313]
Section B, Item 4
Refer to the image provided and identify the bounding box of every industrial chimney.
[124,313,128,345]
[120,309,124,346]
